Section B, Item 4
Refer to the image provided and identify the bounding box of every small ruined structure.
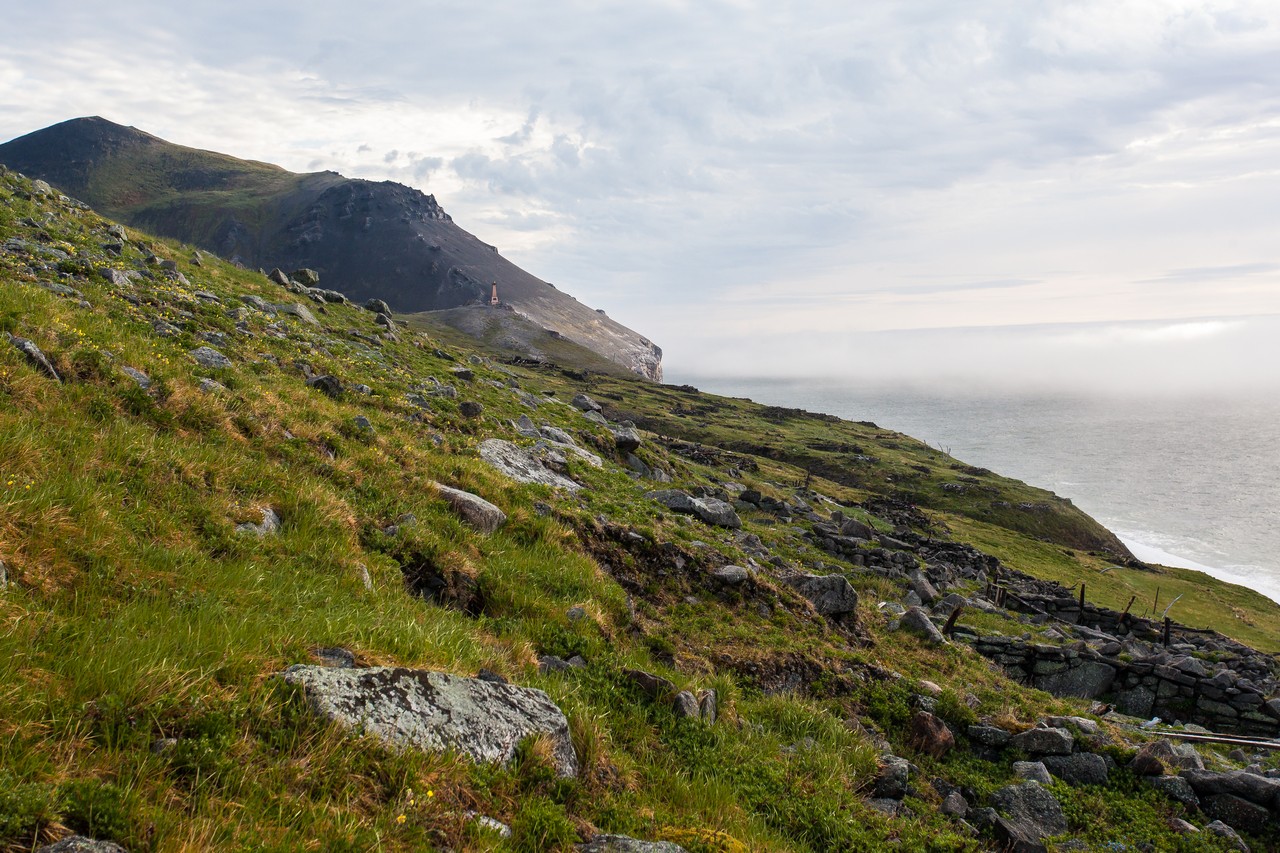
[490,282,499,306]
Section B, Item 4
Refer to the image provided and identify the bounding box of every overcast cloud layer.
[3,1,1278,389]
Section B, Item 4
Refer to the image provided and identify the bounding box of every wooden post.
[1078,583,1086,613]
[1118,595,1136,630]
[943,605,964,637]
[1163,617,1172,647]
[1152,587,1160,619]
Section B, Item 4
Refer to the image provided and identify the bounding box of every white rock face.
[280,665,578,777]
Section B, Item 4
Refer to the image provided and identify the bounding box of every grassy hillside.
[1,166,1274,852]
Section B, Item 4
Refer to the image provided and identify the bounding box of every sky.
[3,0,1279,391]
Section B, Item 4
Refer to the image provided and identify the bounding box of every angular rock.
[280,665,577,777]
[36,838,128,853]
[1035,660,1116,699]
[1041,752,1108,786]
[672,691,700,718]
[990,781,1068,839]
[480,439,581,492]
[121,365,150,389]
[459,401,484,418]
[291,268,321,286]
[908,710,955,758]
[783,573,859,617]
[365,298,392,315]
[1010,726,1073,756]
[275,302,320,326]
[873,755,910,799]
[1131,738,1203,775]
[710,565,750,585]
[968,725,1012,749]
[1204,820,1251,852]
[899,606,946,645]
[571,393,602,413]
[1181,769,1280,805]
[583,410,608,425]
[698,689,717,724]
[306,374,343,397]
[435,483,507,533]
[624,668,677,701]
[611,425,643,452]
[1013,761,1053,785]
[578,836,688,852]
[646,490,741,528]
[7,334,60,381]
[190,345,232,369]
[1203,794,1269,836]
[1146,775,1200,810]
[941,791,968,817]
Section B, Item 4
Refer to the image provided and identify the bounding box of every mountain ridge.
[0,116,663,380]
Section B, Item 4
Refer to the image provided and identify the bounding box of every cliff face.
[0,116,662,379]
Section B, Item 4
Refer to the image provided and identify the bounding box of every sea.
[667,375,1280,605]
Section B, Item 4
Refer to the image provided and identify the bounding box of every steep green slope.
[1,167,1272,853]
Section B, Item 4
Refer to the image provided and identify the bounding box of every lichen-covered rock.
[645,490,741,528]
[434,483,507,533]
[1204,820,1251,852]
[783,572,859,617]
[578,836,688,852]
[899,606,946,645]
[36,837,128,853]
[7,334,61,381]
[990,781,1068,840]
[280,665,578,777]
[190,345,232,369]
[480,438,582,492]
[1041,752,1108,786]
[1009,726,1074,756]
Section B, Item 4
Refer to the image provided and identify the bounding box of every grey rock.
[873,755,910,799]
[1181,769,1280,805]
[1204,820,1251,852]
[1113,685,1156,718]
[312,647,357,668]
[1035,661,1116,699]
[1168,817,1198,834]
[198,378,226,394]
[480,439,582,492]
[583,410,608,425]
[782,573,859,617]
[353,415,373,432]
[0,558,6,590]
[624,668,677,702]
[291,268,321,286]
[699,689,717,724]
[909,572,939,605]
[539,655,572,673]
[242,295,277,314]
[1146,775,1200,810]
[941,791,969,817]
[1013,761,1053,785]
[866,797,902,816]
[672,691,700,718]
[990,781,1068,839]
[968,725,1012,749]
[7,335,60,381]
[611,425,643,452]
[1041,752,1109,786]
[459,400,484,418]
[307,374,343,397]
[899,606,946,645]
[1010,726,1074,756]
[121,366,150,389]
[710,565,750,585]
[236,507,281,536]
[152,320,181,337]
[577,835,687,852]
[280,665,578,777]
[1203,794,1269,836]
[540,425,577,445]
[434,484,507,533]
[566,606,587,621]
[36,837,128,853]
[515,415,540,437]
[190,346,232,369]
[571,393,602,412]
[99,267,135,287]
[275,302,320,326]
[466,812,512,838]
[314,288,347,304]
[1131,739,1203,775]
[365,298,392,315]
[646,490,741,528]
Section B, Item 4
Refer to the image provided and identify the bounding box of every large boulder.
[1203,794,1270,836]
[646,490,741,529]
[1181,769,1280,806]
[434,484,507,533]
[1131,739,1202,775]
[280,665,578,777]
[873,755,911,799]
[190,345,232,369]
[782,573,859,618]
[1041,753,1108,786]
[990,781,1068,840]
[908,710,955,758]
[1204,820,1252,852]
[1009,726,1074,756]
[480,439,582,492]
[899,606,946,645]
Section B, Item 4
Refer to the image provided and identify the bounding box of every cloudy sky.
[3,0,1279,390]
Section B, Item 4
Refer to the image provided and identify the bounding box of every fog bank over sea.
[668,375,1280,605]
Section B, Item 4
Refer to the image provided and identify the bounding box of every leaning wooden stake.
[1078,583,1086,614]
[943,605,964,637]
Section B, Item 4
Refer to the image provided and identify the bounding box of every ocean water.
[670,375,1280,604]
